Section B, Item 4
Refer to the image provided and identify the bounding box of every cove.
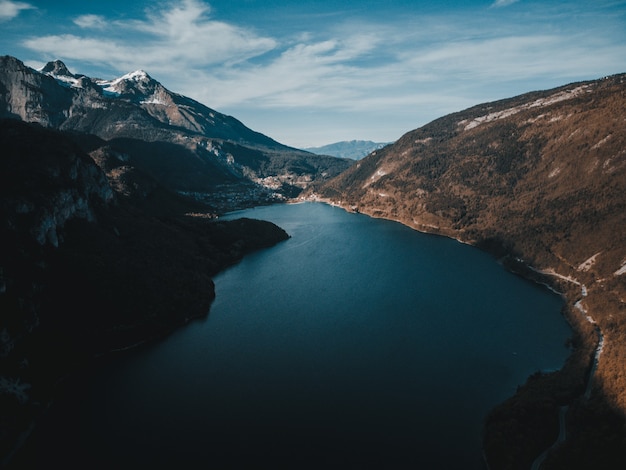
[22,203,571,468]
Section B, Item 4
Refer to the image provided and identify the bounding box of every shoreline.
[2,215,290,468]
[303,196,600,467]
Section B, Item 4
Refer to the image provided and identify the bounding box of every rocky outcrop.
[1,120,114,247]
[0,56,74,127]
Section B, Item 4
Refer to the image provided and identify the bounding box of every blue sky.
[1,0,625,147]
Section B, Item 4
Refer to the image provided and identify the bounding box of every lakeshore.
[14,202,571,468]
[305,195,602,467]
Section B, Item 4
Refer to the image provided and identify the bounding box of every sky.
[1,0,625,148]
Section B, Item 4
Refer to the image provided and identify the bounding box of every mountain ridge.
[0,55,352,211]
[309,72,626,468]
[36,57,288,149]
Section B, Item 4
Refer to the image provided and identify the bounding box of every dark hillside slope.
[311,73,626,468]
[0,119,289,465]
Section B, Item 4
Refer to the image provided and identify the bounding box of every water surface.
[26,203,570,468]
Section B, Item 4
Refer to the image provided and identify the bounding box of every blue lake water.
[25,203,571,468]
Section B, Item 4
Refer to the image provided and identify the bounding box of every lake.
[23,202,571,468]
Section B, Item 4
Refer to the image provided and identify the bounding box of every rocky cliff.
[310,73,626,468]
[0,118,289,465]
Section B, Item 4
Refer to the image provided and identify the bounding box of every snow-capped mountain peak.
[96,70,162,100]
[121,69,150,81]
[106,69,152,87]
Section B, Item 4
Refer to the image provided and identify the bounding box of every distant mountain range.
[309,73,626,468]
[0,56,352,211]
[304,140,389,160]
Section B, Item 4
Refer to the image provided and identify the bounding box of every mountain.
[304,140,389,160]
[309,73,626,468]
[0,56,352,211]
[0,118,289,465]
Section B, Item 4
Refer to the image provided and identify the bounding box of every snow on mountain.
[95,79,122,97]
[46,73,85,90]
[41,61,174,111]
[39,60,86,89]
[1,55,353,209]
[94,69,169,103]
[96,70,149,93]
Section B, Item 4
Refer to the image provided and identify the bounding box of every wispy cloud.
[23,0,626,111]
[16,0,626,145]
[23,0,277,73]
[0,0,34,22]
[184,14,626,112]
[491,0,520,7]
[73,14,108,30]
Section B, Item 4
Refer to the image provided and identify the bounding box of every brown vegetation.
[311,73,626,467]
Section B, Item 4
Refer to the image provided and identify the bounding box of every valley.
[1,53,626,468]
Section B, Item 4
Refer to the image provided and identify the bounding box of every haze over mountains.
[2,51,626,468]
[304,140,389,160]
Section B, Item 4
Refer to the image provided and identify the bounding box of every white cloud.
[23,0,277,73]
[23,35,138,69]
[0,0,33,21]
[182,20,626,114]
[17,0,626,146]
[73,14,108,29]
[491,0,520,7]
[129,0,277,67]
[402,33,626,82]
[183,34,387,110]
